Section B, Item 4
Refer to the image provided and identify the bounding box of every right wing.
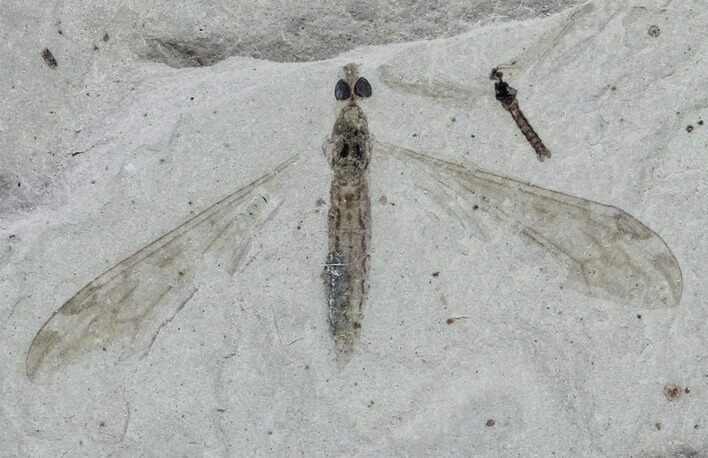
[26,155,298,381]
[377,142,682,309]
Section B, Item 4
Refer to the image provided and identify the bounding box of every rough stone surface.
[1,0,706,456]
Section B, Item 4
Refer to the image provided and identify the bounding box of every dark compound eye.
[335,79,351,101]
[354,77,372,98]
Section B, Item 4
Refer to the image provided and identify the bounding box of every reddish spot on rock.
[664,384,681,401]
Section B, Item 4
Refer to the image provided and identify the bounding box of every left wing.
[377,141,682,309]
[26,155,298,381]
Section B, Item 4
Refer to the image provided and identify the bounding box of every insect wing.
[26,155,298,381]
[378,65,485,108]
[377,142,682,308]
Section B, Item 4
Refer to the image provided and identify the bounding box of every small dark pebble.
[486,419,495,427]
[648,25,660,37]
[446,318,454,325]
[42,48,57,68]
[103,33,110,42]
[431,271,440,277]
[686,125,694,133]
[698,120,704,126]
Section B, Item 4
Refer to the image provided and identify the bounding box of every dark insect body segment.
[323,63,372,364]
[42,48,58,68]
[491,68,550,161]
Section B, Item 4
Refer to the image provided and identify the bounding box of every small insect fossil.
[323,64,373,364]
[490,67,551,161]
[378,65,551,161]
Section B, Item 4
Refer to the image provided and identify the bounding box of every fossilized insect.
[25,63,682,380]
[323,64,373,364]
[378,64,551,161]
[490,67,551,161]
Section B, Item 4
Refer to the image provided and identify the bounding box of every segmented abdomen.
[504,99,551,161]
[324,178,371,363]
